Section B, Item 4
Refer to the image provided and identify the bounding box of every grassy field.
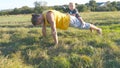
[0,11,120,68]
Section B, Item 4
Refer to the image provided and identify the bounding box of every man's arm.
[46,11,58,45]
[42,23,46,37]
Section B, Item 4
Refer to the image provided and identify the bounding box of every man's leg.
[89,24,102,35]
[90,27,93,32]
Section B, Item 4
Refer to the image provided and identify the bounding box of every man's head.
[69,2,76,10]
[31,14,43,26]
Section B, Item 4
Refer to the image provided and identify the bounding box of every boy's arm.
[46,11,58,45]
[71,14,76,16]
[78,17,85,24]
[75,9,85,26]
[78,17,85,28]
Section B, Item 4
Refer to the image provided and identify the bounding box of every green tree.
[20,6,33,14]
[116,2,120,10]
[106,1,117,11]
[111,1,117,11]
[0,10,9,15]
[34,1,47,13]
[77,5,89,12]
[12,8,21,14]
[89,0,97,11]
[111,1,117,7]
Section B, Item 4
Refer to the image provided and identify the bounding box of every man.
[31,10,102,45]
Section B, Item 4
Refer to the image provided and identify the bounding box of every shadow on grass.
[87,40,111,48]
[0,36,37,55]
[0,36,56,66]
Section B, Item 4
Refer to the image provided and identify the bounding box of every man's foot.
[97,28,102,35]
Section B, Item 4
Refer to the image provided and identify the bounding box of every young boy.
[31,10,102,45]
[68,2,85,28]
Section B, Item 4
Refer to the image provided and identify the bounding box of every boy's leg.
[69,16,81,27]
[70,16,102,35]
[70,16,90,29]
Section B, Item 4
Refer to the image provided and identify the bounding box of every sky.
[0,0,120,10]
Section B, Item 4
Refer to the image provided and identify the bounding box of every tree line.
[0,0,120,15]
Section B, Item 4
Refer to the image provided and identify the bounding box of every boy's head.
[31,14,43,26]
[69,2,76,10]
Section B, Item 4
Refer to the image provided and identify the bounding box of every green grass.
[0,14,31,28]
[0,11,120,68]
